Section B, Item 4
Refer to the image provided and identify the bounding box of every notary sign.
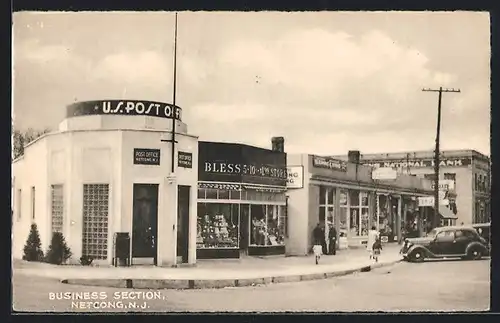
[287,166,304,188]
[178,151,193,168]
[134,148,160,165]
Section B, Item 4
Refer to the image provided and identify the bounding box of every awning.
[438,205,458,219]
[198,182,241,190]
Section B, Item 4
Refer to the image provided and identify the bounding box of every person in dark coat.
[320,224,328,255]
[312,223,324,264]
[328,225,337,255]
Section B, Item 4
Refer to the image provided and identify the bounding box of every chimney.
[271,137,285,152]
[348,150,361,164]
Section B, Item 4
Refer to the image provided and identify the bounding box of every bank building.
[12,100,440,266]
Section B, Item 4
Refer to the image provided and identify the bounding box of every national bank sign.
[364,158,472,169]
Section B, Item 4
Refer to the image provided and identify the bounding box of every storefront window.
[379,195,389,234]
[218,189,230,199]
[339,190,348,236]
[266,205,286,245]
[206,189,217,199]
[230,190,241,200]
[349,208,359,236]
[361,207,369,236]
[197,203,239,248]
[250,204,285,246]
[319,186,327,205]
[372,194,379,232]
[198,188,206,199]
[349,190,360,207]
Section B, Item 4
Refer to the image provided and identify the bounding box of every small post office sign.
[134,148,160,165]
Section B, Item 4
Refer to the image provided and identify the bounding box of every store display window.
[339,190,348,234]
[250,204,285,246]
[197,203,239,248]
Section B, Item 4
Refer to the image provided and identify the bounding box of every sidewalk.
[13,244,403,290]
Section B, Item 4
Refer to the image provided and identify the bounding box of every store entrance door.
[132,184,159,265]
[239,204,250,255]
[176,185,190,264]
[319,206,335,252]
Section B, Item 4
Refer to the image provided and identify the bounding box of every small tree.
[23,223,44,262]
[45,232,72,265]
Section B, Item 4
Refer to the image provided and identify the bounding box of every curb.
[61,258,402,290]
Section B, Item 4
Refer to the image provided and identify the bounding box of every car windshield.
[426,229,438,238]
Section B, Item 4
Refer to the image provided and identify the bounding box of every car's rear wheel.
[410,250,425,263]
[467,247,483,260]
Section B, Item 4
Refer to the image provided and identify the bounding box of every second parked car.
[401,226,489,263]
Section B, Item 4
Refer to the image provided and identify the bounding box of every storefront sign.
[178,151,193,168]
[134,148,160,165]
[312,156,347,172]
[198,142,287,186]
[430,180,455,191]
[286,166,304,188]
[67,100,182,121]
[372,167,398,180]
[364,157,471,169]
[418,196,448,207]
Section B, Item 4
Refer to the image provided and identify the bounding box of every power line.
[422,87,461,229]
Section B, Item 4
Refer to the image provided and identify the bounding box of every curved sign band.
[67,100,182,121]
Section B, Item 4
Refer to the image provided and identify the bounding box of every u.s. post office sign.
[287,166,304,189]
[134,148,160,165]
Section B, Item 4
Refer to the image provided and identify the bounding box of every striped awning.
[198,182,241,190]
[242,185,286,193]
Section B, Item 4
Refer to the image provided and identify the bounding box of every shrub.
[45,232,72,265]
[80,255,94,266]
[22,223,44,262]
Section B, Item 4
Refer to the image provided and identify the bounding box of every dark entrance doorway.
[132,184,159,265]
[177,185,190,263]
[239,204,250,255]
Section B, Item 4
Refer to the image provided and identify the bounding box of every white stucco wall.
[285,153,310,256]
[12,125,198,266]
[12,137,49,260]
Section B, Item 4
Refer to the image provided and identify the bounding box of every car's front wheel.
[409,249,425,263]
[467,247,483,260]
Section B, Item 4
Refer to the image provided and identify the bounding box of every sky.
[12,11,491,156]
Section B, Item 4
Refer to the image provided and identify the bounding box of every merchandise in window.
[266,205,285,246]
[360,207,369,236]
[249,205,285,246]
[372,194,379,231]
[378,195,389,234]
[349,208,359,236]
[339,207,348,234]
[250,205,267,245]
[197,203,239,248]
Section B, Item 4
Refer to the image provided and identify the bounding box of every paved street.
[13,258,490,312]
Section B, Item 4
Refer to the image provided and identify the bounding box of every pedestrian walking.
[372,236,383,262]
[312,223,324,265]
[328,224,337,255]
[367,226,379,260]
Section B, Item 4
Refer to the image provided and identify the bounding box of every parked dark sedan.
[472,223,490,246]
[400,226,489,263]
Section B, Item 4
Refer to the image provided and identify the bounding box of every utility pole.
[422,87,460,229]
[161,12,179,174]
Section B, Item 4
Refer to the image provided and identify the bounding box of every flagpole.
[170,12,178,174]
